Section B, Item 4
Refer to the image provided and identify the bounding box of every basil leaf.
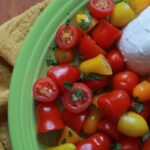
[72,93,78,102]
[112,143,122,150]
[72,88,85,102]
[46,56,57,66]
[64,82,73,90]
[135,102,144,113]
[114,0,122,4]
[142,131,150,142]
[85,73,104,80]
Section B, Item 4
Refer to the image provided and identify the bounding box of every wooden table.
[0,0,41,25]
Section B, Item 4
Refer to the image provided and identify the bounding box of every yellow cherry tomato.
[83,106,101,135]
[133,81,150,102]
[117,111,149,137]
[129,0,149,14]
[111,2,135,27]
[46,144,76,150]
[58,126,83,145]
[80,54,112,75]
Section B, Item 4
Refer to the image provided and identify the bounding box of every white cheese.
[118,7,150,75]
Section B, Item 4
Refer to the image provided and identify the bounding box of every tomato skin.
[47,65,80,93]
[143,137,150,150]
[98,90,131,120]
[55,49,75,64]
[91,20,122,49]
[113,71,140,96]
[61,83,92,113]
[76,133,112,150]
[83,76,110,91]
[79,35,106,60]
[37,103,64,133]
[33,77,59,102]
[98,119,120,140]
[107,49,125,74]
[89,0,115,19]
[56,24,81,50]
[61,110,88,133]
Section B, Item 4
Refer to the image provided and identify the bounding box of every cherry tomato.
[79,35,106,60]
[47,64,80,93]
[37,103,64,133]
[91,20,122,49]
[33,77,59,102]
[113,71,140,96]
[83,76,110,92]
[56,24,81,50]
[107,49,125,74]
[98,119,120,140]
[61,110,88,133]
[143,137,150,150]
[76,133,112,150]
[61,83,92,113]
[89,0,115,19]
[98,90,131,120]
[55,49,75,64]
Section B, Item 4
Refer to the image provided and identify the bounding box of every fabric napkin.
[0,0,50,149]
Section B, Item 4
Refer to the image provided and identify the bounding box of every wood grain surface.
[0,0,41,25]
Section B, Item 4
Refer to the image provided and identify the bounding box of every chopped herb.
[124,0,129,3]
[65,19,70,28]
[113,0,122,4]
[61,138,67,144]
[134,102,144,113]
[72,93,79,102]
[142,131,150,142]
[49,43,58,51]
[46,56,58,66]
[112,143,122,150]
[64,82,73,90]
[68,130,73,137]
[80,19,91,30]
[72,88,85,102]
[79,73,84,80]
[85,73,104,80]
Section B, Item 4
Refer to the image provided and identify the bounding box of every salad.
[32,0,150,149]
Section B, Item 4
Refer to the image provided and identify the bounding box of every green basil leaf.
[114,0,122,4]
[112,143,122,150]
[142,131,150,142]
[85,73,104,80]
[64,82,73,90]
[72,93,78,102]
[135,102,144,113]
[46,56,58,66]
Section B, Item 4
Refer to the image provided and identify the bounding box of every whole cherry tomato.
[98,90,131,120]
[113,71,140,96]
[89,0,115,19]
[55,49,75,64]
[91,20,122,49]
[56,24,81,50]
[79,35,106,60]
[61,83,92,113]
[33,77,59,102]
[143,137,150,150]
[98,119,120,140]
[107,49,125,74]
[37,103,64,133]
[47,64,80,93]
[76,133,112,150]
[61,110,88,133]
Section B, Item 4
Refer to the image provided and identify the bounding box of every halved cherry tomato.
[47,64,80,93]
[79,35,106,60]
[55,49,75,64]
[76,133,112,150]
[33,77,59,102]
[98,119,120,140]
[89,0,115,19]
[37,103,64,133]
[61,110,88,133]
[113,71,140,96]
[98,90,131,120]
[91,20,122,49]
[107,49,125,74]
[83,76,110,92]
[56,24,81,50]
[143,137,150,150]
[61,83,92,113]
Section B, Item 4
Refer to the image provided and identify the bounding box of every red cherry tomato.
[143,137,150,150]
[107,49,125,74]
[47,64,80,93]
[92,20,122,49]
[55,49,75,64]
[56,24,81,50]
[98,119,120,140]
[79,35,106,60]
[33,77,59,102]
[112,71,140,96]
[76,133,112,150]
[98,90,131,120]
[61,109,88,133]
[37,103,64,133]
[89,0,115,19]
[83,76,110,91]
[61,83,92,113]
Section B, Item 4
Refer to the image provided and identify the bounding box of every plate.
[8,0,89,150]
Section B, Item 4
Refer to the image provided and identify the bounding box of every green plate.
[8,0,89,150]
